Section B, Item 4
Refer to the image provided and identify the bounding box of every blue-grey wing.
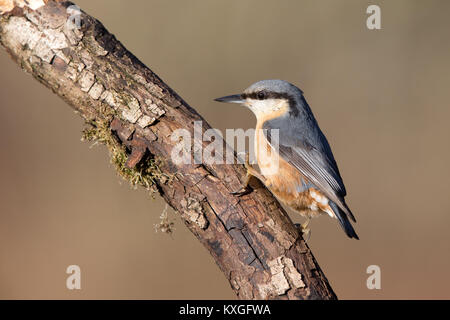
[263,115,356,222]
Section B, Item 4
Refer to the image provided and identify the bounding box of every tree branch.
[0,0,337,300]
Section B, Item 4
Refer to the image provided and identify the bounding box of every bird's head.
[214,79,304,120]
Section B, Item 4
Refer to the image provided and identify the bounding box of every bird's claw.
[231,153,253,196]
[243,152,251,170]
[302,227,311,242]
[295,220,311,242]
[231,186,252,196]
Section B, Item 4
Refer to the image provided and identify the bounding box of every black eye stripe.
[241,91,293,101]
[241,91,299,117]
[257,91,266,99]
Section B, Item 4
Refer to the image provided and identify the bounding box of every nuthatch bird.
[215,80,358,239]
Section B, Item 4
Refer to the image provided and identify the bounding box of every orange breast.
[254,120,304,200]
[254,119,334,218]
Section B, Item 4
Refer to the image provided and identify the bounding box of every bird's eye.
[257,91,266,99]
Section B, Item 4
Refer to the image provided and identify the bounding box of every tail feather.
[329,201,359,240]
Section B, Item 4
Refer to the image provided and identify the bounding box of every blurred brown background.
[1,0,449,299]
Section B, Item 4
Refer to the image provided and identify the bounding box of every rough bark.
[0,0,337,300]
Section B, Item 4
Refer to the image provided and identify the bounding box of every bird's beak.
[214,94,244,104]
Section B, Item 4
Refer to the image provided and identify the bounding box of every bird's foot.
[231,186,252,196]
[242,152,267,184]
[302,226,311,242]
[231,170,254,196]
[295,219,312,241]
[243,152,251,170]
[231,153,262,196]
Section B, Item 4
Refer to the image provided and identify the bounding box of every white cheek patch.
[247,99,288,118]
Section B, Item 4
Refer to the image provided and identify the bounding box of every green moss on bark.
[81,113,171,195]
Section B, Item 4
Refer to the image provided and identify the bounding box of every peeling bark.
[0,0,337,300]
